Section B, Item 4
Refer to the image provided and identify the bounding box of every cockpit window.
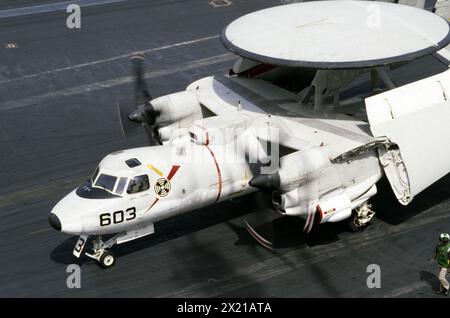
[127,175,150,194]
[125,158,142,168]
[91,167,100,183]
[115,177,128,194]
[94,174,117,192]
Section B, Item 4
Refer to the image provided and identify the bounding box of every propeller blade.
[142,123,159,146]
[130,53,152,106]
[243,192,280,249]
[119,53,162,146]
[117,100,139,138]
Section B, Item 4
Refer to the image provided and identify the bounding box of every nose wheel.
[98,250,116,268]
[85,248,116,268]
[82,235,119,269]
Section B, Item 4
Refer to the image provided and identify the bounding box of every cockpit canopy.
[90,167,150,196]
[126,175,149,194]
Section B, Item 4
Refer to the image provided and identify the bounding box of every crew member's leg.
[439,267,449,292]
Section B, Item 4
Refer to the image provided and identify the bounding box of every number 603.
[100,207,136,226]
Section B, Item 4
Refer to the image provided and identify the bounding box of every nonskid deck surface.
[0,0,449,297]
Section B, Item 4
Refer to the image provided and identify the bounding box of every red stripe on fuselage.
[206,145,222,203]
[145,198,159,213]
[167,165,180,181]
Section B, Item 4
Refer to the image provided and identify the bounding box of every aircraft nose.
[49,213,61,231]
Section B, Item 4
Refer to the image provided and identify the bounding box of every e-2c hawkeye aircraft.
[49,1,450,268]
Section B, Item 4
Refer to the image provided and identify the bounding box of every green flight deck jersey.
[435,243,450,268]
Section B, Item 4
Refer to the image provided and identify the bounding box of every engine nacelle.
[272,186,321,218]
[151,91,203,142]
[158,124,180,143]
[317,192,352,223]
[271,188,308,216]
[263,148,338,217]
[269,149,353,222]
[277,148,329,192]
[272,186,353,223]
[272,184,378,225]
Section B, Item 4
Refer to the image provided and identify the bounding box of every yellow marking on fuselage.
[228,190,244,197]
[241,168,248,187]
[147,164,163,177]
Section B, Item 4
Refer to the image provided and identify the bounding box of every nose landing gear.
[72,224,155,268]
[83,235,119,268]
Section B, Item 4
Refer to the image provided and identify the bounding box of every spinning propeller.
[117,53,162,145]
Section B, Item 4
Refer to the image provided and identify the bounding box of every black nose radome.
[49,213,61,231]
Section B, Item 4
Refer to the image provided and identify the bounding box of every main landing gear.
[348,203,375,232]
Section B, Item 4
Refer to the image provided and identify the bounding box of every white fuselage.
[51,141,256,235]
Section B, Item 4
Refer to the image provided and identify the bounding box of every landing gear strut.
[84,235,120,269]
[348,203,375,232]
[73,225,155,268]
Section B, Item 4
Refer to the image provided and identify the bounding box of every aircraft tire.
[348,216,368,232]
[99,251,116,269]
